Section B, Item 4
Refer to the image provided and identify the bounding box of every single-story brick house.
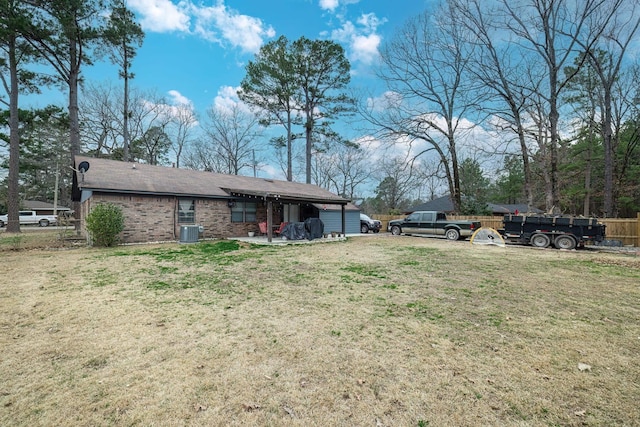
[72,156,355,243]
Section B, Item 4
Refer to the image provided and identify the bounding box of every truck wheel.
[361,224,369,234]
[530,233,550,248]
[390,225,402,236]
[554,235,576,250]
[39,219,49,227]
[445,228,460,241]
[0,220,4,228]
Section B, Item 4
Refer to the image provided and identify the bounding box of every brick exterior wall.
[80,193,280,244]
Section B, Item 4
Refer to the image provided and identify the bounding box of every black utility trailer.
[500,214,606,249]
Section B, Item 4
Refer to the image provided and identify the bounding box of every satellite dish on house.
[78,161,90,173]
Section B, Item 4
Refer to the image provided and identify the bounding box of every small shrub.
[85,203,125,247]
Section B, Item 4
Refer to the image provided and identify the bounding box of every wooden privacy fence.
[373,213,640,247]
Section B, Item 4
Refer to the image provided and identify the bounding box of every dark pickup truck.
[388,211,481,240]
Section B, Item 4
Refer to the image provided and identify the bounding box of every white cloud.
[141,90,197,124]
[127,0,275,53]
[331,13,385,65]
[351,33,381,64]
[319,0,339,12]
[319,0,360,13]
[213,86,240,111]
[212,86,254,115]
[189,2,275,53]
[367,91,402,112]
[167,89,192,106]
[127,0,189,32]
[259,164,281,180]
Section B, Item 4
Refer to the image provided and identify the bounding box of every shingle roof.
[73,156,349,204]
[23,200,71,211]
[407,195,454,213]
[407,195,543,214]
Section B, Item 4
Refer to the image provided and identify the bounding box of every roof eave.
[227,190,349,205]
[80,187,233,200]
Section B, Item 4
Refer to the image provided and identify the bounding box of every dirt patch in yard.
[1,235,639,426]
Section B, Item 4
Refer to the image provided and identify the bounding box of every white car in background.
[0,210,58,227]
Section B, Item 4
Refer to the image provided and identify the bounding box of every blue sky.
[117,0,434,114]
[22,0,440,184]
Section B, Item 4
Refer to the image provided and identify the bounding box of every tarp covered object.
[281,222,307,240]
[305,217,324,240]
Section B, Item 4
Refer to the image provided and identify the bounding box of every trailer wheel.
[554,234,576,250]
[530,233,550,248]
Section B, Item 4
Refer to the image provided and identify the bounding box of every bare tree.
[182,139,224,172]
[134,125,170,165]
[455,0,536,210]
[501,0,609,211]
[272,137,305,181]
[167,102,197,168]
[312,139,373,200]
[364,4,479,212]
[184,104,263,175]
[413,158,448,202]
[374,156,418,213]
[79,81,121,156]
[80,84,177,162]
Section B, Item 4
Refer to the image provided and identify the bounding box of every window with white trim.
[178,199,195,223]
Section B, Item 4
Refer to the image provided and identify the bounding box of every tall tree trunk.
[548,79,560,212]
[449,136,461,212]
[513,115,534,210]
[6,35,21,233]
[286,112,293,182]
[305,115,312,184]
[123,51,130,162]
[68,37,81,156]
[68,36,82,228]
[602,88,614,217]
[583,143,592,216]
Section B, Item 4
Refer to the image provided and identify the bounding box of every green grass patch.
[147,281,171,290]
[342,263,387,279]
[110,240,242,263]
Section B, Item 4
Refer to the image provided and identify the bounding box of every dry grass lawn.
[1,232,639,426]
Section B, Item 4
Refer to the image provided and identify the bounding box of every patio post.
[267,200,273,242]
